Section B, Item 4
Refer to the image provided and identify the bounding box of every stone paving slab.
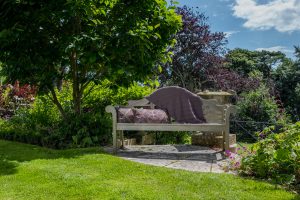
[123,158,178,167]
[166,160,213,172]
[104,145,227,173]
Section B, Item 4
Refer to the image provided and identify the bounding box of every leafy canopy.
[0,0,182,115]
[225,48,289,78]
[159,6,227,92]
[272,46,300,120]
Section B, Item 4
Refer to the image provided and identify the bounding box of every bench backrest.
[127,97,227,124]
[201,98,226,124]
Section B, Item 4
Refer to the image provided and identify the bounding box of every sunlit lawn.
[0,140,298,200]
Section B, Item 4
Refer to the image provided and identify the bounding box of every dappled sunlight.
[0,140,104,163]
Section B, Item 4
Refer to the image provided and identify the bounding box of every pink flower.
[225,150,231,157]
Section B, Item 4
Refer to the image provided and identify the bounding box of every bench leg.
[112,129,118,154]
[224,130,230,151]
[120,131,124,149]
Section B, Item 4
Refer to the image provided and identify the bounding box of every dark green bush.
[240,122,300,190]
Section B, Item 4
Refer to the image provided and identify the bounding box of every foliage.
[207,67,260,94]
[240,122,300,190]
[0,81,37,119]
[272,46,300,121]
[84,80,154,110]
[233,82,288,142]
[221,147,253,172]
[0,81,154,148]
[0,140,296,199]
[159,6,227,92]
[0,0,181,117]
[236,84,283,123]
[155,131,191,144]
[225,48,289,78]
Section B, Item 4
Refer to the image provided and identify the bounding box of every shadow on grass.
[0,159,18,176]
[0,139,105,175]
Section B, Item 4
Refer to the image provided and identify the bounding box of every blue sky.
[175,0,300,58]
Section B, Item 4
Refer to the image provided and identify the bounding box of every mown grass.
[0,140,298,200]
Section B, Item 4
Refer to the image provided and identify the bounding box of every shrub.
[0,81,37,118]
[0,81,154,148]
[233,83,288,142]
[237,84,280,122]
[240,122,300,190]
[0,91,64,147]
[0,80,194,147]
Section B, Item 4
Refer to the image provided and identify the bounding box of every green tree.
[225,48,288,78]
[0,0,181,117]
[237,84,280,123]
[272,46,300,121]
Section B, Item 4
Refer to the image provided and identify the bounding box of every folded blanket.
[146,86,206,124]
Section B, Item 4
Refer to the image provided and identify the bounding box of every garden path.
[104,145,228,173]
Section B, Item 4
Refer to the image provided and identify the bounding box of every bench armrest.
[105,105,117,115]
[105,105,117,130]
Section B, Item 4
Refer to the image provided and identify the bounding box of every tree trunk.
[70,51,82,115]
[70,16,83,115]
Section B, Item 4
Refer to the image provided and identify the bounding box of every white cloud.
[255,46,293,53]
[224,30,240,37]
[233,0,300,32]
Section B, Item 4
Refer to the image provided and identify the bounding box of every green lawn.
[0,140,298,200]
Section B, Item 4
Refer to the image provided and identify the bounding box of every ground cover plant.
[239,122,300,192]
[0,139,298,200]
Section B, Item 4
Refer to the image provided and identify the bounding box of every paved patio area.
[104,145,228,173]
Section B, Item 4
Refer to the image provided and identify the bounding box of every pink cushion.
[133,108,169,123]
[117,108,134,123]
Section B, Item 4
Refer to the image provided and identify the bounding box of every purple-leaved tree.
[159,6,262,95]
[159,6,227,92]
[207,67,260,94]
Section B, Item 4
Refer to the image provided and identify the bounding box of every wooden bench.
[105,97,236,153]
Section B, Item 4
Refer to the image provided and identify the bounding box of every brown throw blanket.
[146,86,206,124]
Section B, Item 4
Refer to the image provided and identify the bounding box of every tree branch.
[47,86,67,120]
[81,83,97,101]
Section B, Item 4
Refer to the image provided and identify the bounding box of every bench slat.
[117,123,225,132]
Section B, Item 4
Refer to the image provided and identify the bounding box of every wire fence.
[230,120,282,143]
